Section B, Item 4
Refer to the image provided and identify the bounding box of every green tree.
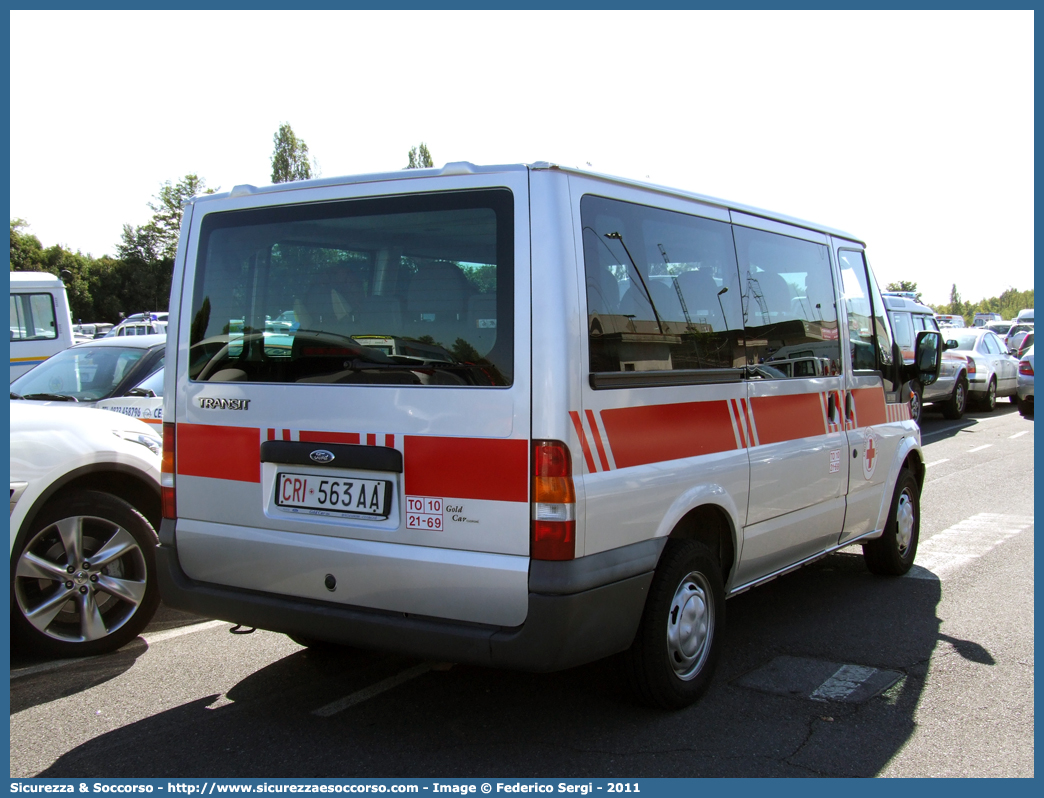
[948,284,962,315]
[10,218,45,272]
[147,174,212,260]
[116,174,214,314]
[271,123,316,183]
[405,143,434,169]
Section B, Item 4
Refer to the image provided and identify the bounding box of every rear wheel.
[863,469,920,576]
[979,378,997,412]
[1018,396,1034,418]
[11,491,160,657]
[623,540,725,709]
[942,376,967,420]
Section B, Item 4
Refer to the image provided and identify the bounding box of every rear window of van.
[188,190,514,387]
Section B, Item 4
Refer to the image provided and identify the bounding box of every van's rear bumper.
[155,531,661,672]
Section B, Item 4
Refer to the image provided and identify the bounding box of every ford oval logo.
[309,449,335,464]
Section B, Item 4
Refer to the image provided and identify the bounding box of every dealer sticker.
[406,496,443,530]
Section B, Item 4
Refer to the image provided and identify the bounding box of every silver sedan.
[943,329,1019,412]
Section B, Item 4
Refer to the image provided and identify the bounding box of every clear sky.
[9,9,1034,307]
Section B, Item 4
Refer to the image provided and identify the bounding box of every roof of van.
[882,295,935,314]
[10,271,64,288]
[193,161,864,245]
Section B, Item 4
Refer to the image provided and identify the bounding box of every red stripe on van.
[568,411,597,474]
[585,410,611,471]
[299,431,362,445]
[404,436,529,503]
[749,394,826,445]
[178,424,260,483]
[601,401,737,469]
[851,386,888,427]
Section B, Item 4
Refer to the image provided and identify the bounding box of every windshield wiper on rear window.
[21,393,79,402]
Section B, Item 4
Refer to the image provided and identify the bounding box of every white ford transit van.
[10,271,74,380]
[158,163,942,708]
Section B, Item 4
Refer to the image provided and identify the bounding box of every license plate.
[276,473,391,518]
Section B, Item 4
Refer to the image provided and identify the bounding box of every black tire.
[978,378,997,412]
[1018,397,1034,418]
[908,381,923,425]
[1009,394,1019,404]
[623,540,725,709]
[942,376,968,420]
[11,491,160,657]
[863,469,920,576]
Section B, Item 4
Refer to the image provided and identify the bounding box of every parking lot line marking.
[907,512,1033,580]
[141,620,228,645]
[810,664,878,702]
[1010,431,1029,439]
[312,663,433,717]
[967,444,993,453]
[925,459,949,468]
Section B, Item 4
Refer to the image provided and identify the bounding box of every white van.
[10,271,74,381]
[157,163,942,708]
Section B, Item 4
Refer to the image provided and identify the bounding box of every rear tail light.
[965,357,977,377]
[1019,360,1034,376]
[161,422,177,520]
[531,440,576,561]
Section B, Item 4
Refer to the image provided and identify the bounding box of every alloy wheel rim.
[666,570,714,680]
[14,515,148,643]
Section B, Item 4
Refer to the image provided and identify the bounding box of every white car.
[1017,346,1034,418]
[95,366,165,428]
[10,402,162,657]
[943,328,1019,412]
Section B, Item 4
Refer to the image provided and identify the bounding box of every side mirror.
[910,330,942,386]
[944,339,958,351]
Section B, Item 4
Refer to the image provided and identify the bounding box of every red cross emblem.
[862,429,879,480]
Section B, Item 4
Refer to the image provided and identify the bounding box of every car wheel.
[1018,397,1034,418]
[623,539,725,709]
[908,381,923,425]
[11,490,160,657]
[980,378,997,412]
[1010,394,1020,404]
[942,376,967,420]
[863,469,920,576]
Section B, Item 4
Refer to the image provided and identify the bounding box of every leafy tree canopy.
[406,143,434,169]
[271,123,316,183]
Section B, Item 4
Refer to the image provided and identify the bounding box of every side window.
[580,195,745,381]
[9,292,57,341]
[984,334,1002,355]
[838,249,898,391]
[732,226,841,379]
[892,312,914,352]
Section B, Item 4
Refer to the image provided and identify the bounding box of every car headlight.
[114,429,162,456]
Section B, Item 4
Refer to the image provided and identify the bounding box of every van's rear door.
[170,168,532,627]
